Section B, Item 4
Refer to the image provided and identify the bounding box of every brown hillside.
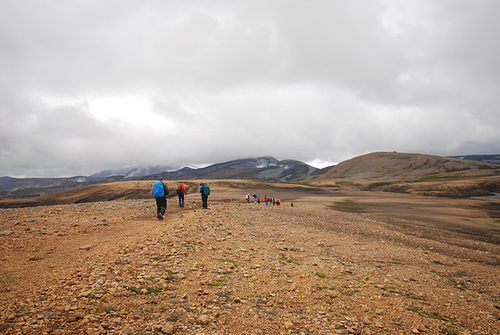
[325,152,500,180]
[321,152,500,197]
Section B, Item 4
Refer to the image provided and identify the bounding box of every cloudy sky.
[1,0,499,177]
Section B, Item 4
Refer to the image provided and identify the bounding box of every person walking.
[153,177,169,220]
[245,193,250,204]
[176,181,187,208]
[200,182,210,209]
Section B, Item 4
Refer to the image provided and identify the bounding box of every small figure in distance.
[276,198,281,206]
[253,193,258,204]
[291,201,294,207]
[152,177,169,220]
[245,193,250,204]
[264,195,269,206]
[200,182,210,209]
[176,181,187,208]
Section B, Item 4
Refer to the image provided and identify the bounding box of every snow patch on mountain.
[230,158,280,169]
[258,166,289,179]
[307,166,317,176]
[90,166,171,179]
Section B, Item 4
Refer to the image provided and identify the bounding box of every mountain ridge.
[2,152,499,199]
[0,157,325,198]
[320,152,500,197]
[325,152,500,180]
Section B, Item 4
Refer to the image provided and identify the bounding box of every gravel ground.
[1,195,499,334]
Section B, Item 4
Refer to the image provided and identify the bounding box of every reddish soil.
[0,182,499,334]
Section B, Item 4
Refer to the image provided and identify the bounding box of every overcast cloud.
[1,0,499,177]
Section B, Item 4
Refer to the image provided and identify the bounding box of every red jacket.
[177,183,186,194]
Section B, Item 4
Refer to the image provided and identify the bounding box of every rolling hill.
[321,152,500,197]
[325,152,500,179]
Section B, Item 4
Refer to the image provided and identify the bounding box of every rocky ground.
[0,191,499,334]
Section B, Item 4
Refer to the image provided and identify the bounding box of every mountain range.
[0,157,327,198]
[1,154,498,199]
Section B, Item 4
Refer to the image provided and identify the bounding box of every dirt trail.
[1,193,499,334]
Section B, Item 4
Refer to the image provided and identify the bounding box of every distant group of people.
[245,193,281,206]
[152,178,211,220]
[153,179,296,221]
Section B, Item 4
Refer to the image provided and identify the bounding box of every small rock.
[411,324,426,333]
[79,245,92,250]
[162,323,175,334]
[198,314,209,325]
[79,290,92,298]
[284,321,294,329]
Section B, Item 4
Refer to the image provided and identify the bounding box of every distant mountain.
[449,154,500,165]
[89,165,173,179]
[0,176,123,198]
[0,157,326,198]
[325,152,500,180]
[321,152,500,197]
[136,157,323,182]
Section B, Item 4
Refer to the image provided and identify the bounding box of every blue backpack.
[153,181,165,197]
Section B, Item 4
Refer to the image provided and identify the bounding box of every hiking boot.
[157,213,163,220]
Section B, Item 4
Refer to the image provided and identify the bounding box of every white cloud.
[0,0,499,177]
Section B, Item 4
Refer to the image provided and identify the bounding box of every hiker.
[200,182,210,209]
[176,181,187,208]
[245,193,250,204]
[264,195,269,206]
[253,193,258,204]
[272,198,276,206]
[276,198,281,206]
[153,177,169,220]
[291,201,294,207]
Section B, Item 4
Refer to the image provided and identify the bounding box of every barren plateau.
[0,180,499,334]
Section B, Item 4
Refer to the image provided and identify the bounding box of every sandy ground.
[0,186,499,334]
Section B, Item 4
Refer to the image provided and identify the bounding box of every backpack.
[203,185,211,195]
[153,181,165,197]
[176,184,183,195]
